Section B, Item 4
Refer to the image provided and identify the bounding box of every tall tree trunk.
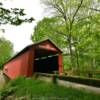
[64,18,74,70]
[75,48,80,75]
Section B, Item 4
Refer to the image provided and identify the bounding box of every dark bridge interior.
[34,48,59,74]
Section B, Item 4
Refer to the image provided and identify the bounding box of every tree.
[74,13,100,71]
[0,2,34,27]
[31,17,66,48]
[40,0,82,69]
[0,2,34,68]
[32,0,100,72]
[0,37,13,69]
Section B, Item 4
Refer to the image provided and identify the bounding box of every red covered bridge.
[3,39,63,79]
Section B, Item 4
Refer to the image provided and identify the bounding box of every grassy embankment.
[0,76,100,100]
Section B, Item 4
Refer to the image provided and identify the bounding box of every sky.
[0,0,45,52]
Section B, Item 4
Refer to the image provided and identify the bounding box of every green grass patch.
[0,76,100,100]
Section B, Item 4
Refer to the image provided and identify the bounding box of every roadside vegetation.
[0,77,100,100]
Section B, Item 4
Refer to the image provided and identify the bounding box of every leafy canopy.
[32,0,100,72]
[0,37,13,69]
[0,2,34,26]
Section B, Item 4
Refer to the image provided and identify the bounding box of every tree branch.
[54,30,67,37]
[70,0,84,30]
[82,6,100,12]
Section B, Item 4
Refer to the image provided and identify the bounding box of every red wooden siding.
[3,39,63,79]
[58,54,63,75]
[3,49,31,79]
[3,56,22,79]
[20,49,30,77]
[27,47,35,76]
[38,41,57,51]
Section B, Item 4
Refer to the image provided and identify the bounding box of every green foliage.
[63,55,71,70]
[73,13,100,71]
[0,76,23,100]
[0,77,100,100]
[0,37,13,69]
[0,2,34,26]
[31,17,66,48]
[32,14,100,72]
[0,86,17,100]
[32,0,100,73]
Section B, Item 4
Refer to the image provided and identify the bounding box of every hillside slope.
[0,77,100,100]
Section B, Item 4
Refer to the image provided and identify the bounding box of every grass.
[0,76,100,100]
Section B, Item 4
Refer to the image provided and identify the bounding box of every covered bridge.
[3,39,63,79]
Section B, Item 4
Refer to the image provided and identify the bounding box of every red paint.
[3,39,63,79]
[27,47,34,76]
[38,41,57,51]
[3,59,22,79]
[3,50,31,79]
[58,54,63,75]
